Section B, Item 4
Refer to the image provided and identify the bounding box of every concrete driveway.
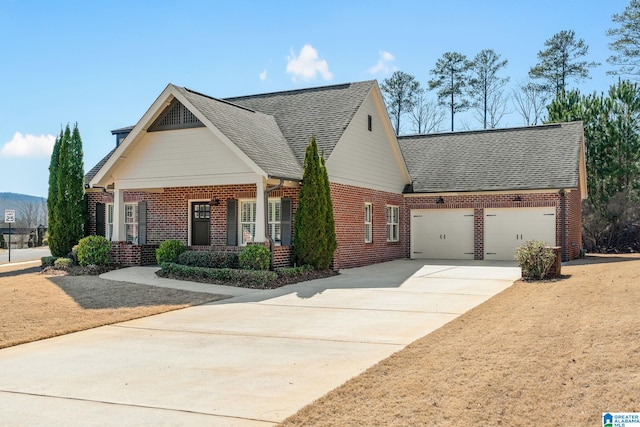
[0,259,520,426]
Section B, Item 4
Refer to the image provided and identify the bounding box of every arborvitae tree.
[319,153,337,268]
[293,136,337,270]
[47,129,62,248]
[48,123,87,257]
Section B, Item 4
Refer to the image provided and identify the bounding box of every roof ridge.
[398,121,583,140]
[225,80,375,101]
[182,87,256,113]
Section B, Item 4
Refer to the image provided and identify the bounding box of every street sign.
[4,209,15,223]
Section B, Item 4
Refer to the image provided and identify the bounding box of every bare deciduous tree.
[409,90,445,134]
[513,81,550,125]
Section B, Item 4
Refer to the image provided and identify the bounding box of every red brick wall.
[330,183,405,270]
[404,190,583,261]
[87,185,299,268]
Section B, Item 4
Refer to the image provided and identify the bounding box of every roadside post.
[4,209,15,262]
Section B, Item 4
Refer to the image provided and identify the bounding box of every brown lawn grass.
[0,262,227,349]
[280,254,640,426]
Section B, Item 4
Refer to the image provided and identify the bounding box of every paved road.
[0,259,520,426]
[0,247,50,264]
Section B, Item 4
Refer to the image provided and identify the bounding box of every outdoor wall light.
[513,195,523,202]
[435,196,445,204]
[210,197,220,206]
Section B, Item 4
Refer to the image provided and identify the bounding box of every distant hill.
[0,193,47,224]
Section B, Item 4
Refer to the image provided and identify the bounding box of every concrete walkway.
[0,259,520,426]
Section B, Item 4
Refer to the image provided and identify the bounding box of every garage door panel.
[485,207,556,260]
[411,209,474,260]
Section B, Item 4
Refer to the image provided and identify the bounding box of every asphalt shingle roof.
[398,121,584,193]
[226,80,375,163]
[175,86,303,180]
[87,81,375,184]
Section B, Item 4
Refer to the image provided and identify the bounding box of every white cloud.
[259,69,268,81]
[0,132,55,158]
[286,44,333,82]
[368,50,397,75]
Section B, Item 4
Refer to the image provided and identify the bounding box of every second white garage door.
[484,207,557,260]
[411,209,474,259]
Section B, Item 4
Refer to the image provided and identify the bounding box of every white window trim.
[239,198,282,246]
[106,203,114,241]
[364,202,372,243]
[386,205,399,242]
[124,203,139,244]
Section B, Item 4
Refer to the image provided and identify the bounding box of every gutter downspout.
[559,189,566,262]
[264,179,285,270]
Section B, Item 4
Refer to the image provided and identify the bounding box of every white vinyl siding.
[386,205,399,242]
[326,90,409,193]
[364,203,372,243]
[113,127,256,187]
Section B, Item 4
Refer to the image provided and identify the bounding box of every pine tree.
[48,123,88,257]
[293,136,337,270]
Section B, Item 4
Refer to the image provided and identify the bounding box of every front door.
[191,202,211,246]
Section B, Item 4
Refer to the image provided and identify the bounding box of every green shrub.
[156,240,186,264]
[238,244,271,270]
[275,265,314,277]
[54,257,73,269]
[41,256,58,267]
[160,262,277,287]
[178,250,239,269]
[515,240,557,280]
[77,236,111,266]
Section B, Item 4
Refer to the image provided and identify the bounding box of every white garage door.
[411,209,474,259]
[484,207,556,260]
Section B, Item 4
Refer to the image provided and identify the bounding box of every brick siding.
[404,190,582,261]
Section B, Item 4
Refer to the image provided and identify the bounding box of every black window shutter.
[281,198,292,246]
[96,202,105,237]
[226,199,238,246]
[138,201,147,244]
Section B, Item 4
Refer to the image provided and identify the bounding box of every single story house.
[85,80,586,268]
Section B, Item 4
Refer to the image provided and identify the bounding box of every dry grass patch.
[281,254,640,426]
[0,262,227,349]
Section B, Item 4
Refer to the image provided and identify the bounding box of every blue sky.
[0,0,624,197]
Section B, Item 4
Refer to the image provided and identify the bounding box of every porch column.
[112,187,125,241]
[254,178,266,242]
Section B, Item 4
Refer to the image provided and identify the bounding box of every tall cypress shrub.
[48,123,87,256]
[293,136,337,270]
[47,129,63,249]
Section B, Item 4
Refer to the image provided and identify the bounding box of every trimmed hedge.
[156,240,186,264]
[178,250,239,269]
[238,244,271,270]
[275,265,314,277]
[42,256,58,267]
[77,236,111,266]
[54,257,73,269]
[160,262,277,287]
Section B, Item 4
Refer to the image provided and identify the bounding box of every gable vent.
[149,98,205,131]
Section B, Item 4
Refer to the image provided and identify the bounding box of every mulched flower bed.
[156,268,339,289]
